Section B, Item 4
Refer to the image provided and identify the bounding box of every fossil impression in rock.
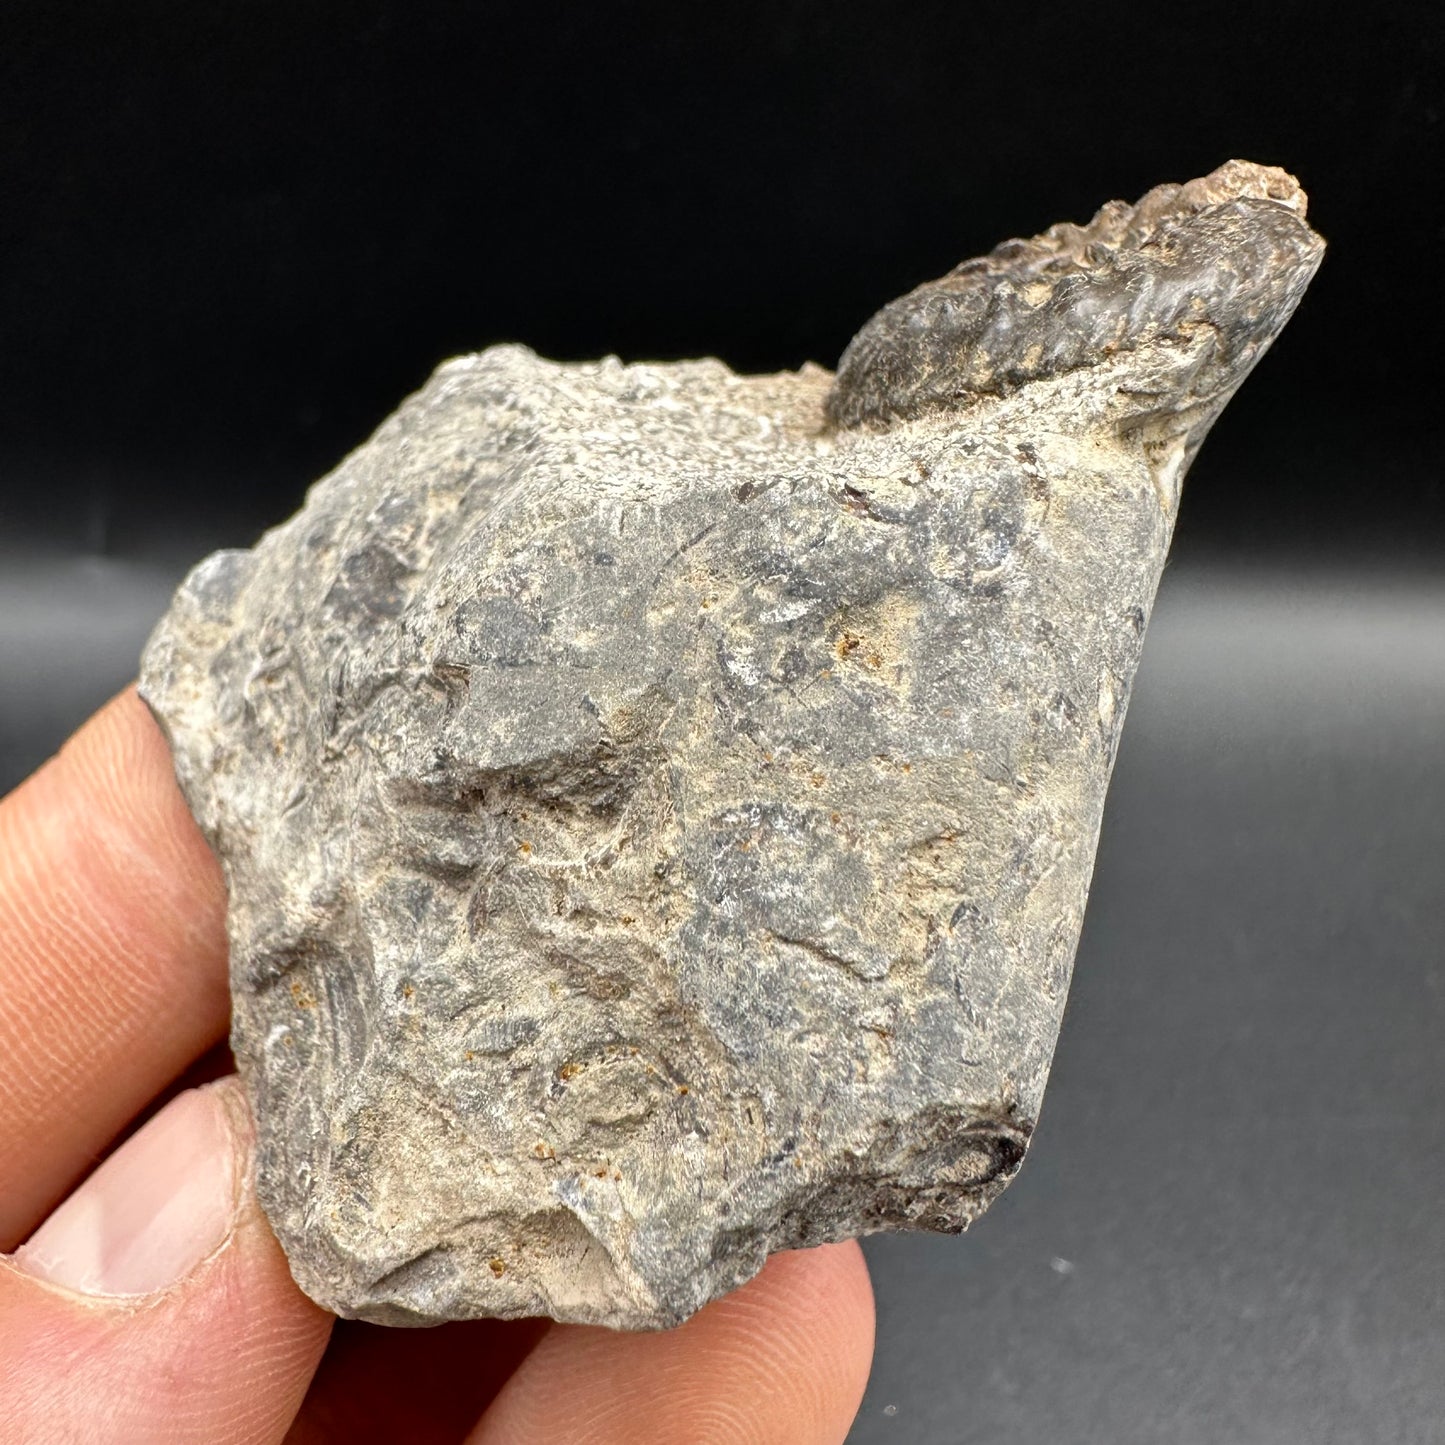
[140,161,1322,1329]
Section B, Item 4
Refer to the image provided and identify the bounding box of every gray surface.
[1,557,1441,1435]
[0,554,185,777]
[854,565,1445,1444]
[133,161,1322,1331]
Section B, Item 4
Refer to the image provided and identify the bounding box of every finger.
[0,687,230,1247]
[0,1077,331,1444]
[283,1317,546,1445]
[467,1242,875,1445]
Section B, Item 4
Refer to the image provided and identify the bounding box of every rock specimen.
[140,161,1323,1329]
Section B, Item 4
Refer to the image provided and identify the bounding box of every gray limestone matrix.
[141,161,1323,1328]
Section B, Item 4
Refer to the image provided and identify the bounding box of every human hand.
[0,689,875,1443]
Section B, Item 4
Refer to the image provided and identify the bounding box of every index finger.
[0,688,230,1247]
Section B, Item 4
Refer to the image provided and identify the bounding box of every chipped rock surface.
[140,162,1322,1328]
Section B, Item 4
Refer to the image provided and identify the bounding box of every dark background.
[2,4,1441,1442]
[1,0,1441,564]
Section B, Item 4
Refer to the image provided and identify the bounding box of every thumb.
[1,1077,332,1444]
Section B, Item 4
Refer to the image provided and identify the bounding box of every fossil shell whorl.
[826,159,1324,470]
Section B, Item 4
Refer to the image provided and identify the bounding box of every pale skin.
[0,689,875,1443]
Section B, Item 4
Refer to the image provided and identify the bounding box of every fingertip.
[0,686,230,1247]
[470,1241,876,1445]
[0,1077,332,1443]
[64,687,226,926]
[681,1242,877,1441]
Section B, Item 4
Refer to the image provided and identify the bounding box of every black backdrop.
[1,0,1440,562]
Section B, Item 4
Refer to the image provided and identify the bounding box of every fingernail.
[12,1083,241,1296]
